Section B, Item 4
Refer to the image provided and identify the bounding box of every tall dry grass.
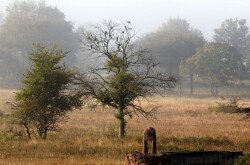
[0,89,249,164]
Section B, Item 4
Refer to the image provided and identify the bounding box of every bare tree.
[76,21,175,138]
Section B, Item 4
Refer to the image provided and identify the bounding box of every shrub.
[9,45,82,139]
[209,97,242,113]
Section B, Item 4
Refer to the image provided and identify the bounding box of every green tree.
[139,17,205,73]
[10,45,82,139]
[213,18,248,58]
[77,21,175,138]
[0,0,78,86]
[192,42,244,95]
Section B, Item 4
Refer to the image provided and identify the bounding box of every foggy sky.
[0,0,249,40]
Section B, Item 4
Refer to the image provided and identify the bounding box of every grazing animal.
[143,127,156,154]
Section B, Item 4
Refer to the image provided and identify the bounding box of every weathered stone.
[125,151,243,165]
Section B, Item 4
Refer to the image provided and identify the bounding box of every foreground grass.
[0,91,249,164]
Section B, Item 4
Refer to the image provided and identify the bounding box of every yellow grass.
[0,89,249,164]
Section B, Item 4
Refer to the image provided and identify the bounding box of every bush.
[9,45,82,140]
[209,97,242,113]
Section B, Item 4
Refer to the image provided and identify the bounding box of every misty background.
[0,0,250,96]
[1,0,249,40]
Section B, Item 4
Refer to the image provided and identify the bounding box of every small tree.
[77,21,175,138]
[10,45,82,139]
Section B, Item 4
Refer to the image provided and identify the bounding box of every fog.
[0,0,250,92]
[0,0,249,40]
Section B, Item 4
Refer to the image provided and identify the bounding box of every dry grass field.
[0,88,249,164]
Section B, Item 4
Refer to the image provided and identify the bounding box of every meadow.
[0,87,249,164]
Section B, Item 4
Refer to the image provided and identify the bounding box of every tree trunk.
[210,84,218,96]
[189,73,193,95]
[119,117,126,138]
[179,81,183,93]
[118,107,126,138]
[23,123,32,140]
[38,128,47,139]
[215,85,218,96]
[210,84,214,96]
[42,130,47,139]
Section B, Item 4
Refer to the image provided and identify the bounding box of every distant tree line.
[139,17,249,95]
[0,0,79,87]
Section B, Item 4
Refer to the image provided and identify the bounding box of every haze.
[0,0,249,40]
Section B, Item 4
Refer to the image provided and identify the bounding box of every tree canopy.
[139,17,205,73]
[213,18,248,58]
